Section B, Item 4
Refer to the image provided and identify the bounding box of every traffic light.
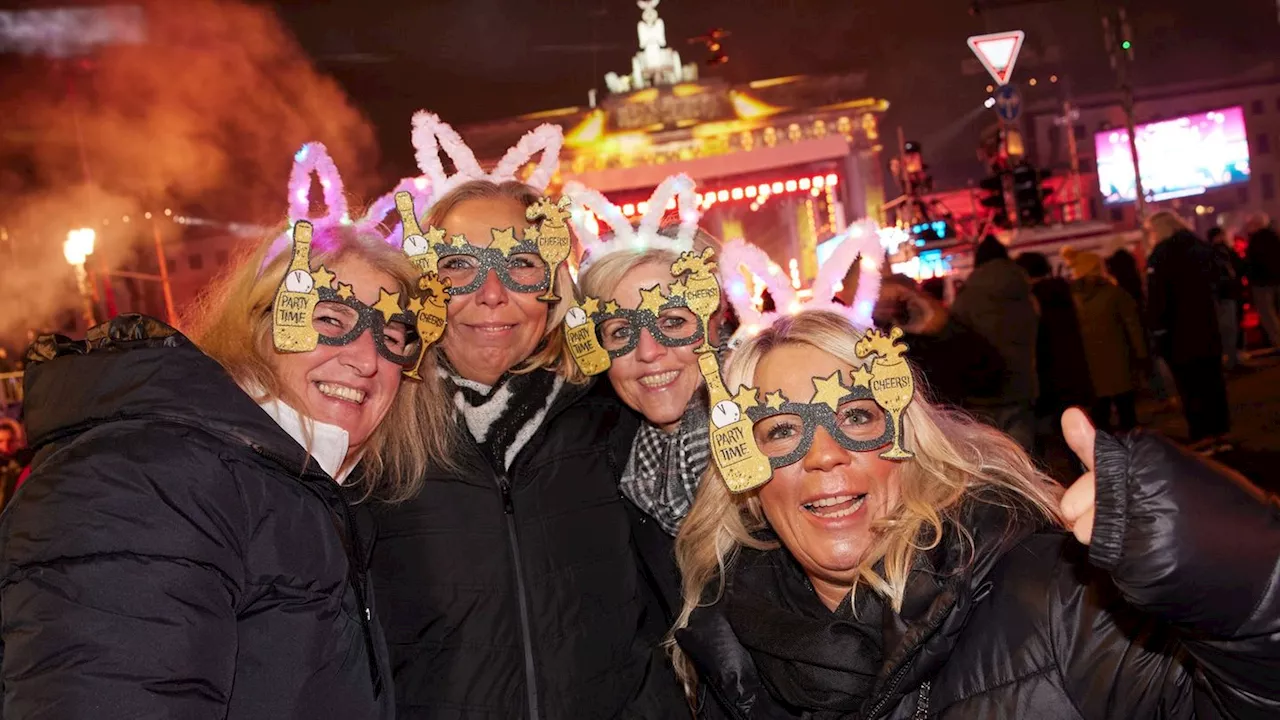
[978,172,1010,228]
[1011,163,1052,226]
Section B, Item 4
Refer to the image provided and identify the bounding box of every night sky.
[275,0,1280,187]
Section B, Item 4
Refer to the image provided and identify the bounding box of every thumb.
[1061,407,1097,472]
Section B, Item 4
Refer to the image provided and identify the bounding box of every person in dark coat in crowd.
[872,275,1004,410]
[671,310,1280,719]
[0,418,30,510]
[1061,247,1146,433]
[1103,247,1144,312]
[1013,251,1093,432]
[1145,211,1231,452]
[1244,212,1280,350]
[1105,245,1177,404]
[1206,227,1247,369]
[951,236,1039,450]
[368,174,685,719]
[0,220,454,718]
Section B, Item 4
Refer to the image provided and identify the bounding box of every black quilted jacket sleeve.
[1066,430,1280,717]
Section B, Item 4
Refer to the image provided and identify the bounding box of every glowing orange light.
[731,187,744,200]
[785,180,798,192]
[826,174,839,186]
[813,175,825,188]
[758,184,770,196]
[637,201,649,214]
[717,189,729,202]
[772,182,784,193]
[798,178,811,190]
[623,203,636,216]
[745,186,757,198]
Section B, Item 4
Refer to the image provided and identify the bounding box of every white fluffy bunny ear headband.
[564,173,701,272]
[720,218,886,343]
[412,110,563,202]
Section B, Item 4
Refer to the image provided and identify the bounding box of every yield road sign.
[968,30,1025,86]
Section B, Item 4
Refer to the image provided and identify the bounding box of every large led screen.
[1095,106,1250,205]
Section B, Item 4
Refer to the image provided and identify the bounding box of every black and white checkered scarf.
[441,366,564,471]
[620,388,710,536]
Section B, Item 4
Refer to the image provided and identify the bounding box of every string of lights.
[95,208,271,238]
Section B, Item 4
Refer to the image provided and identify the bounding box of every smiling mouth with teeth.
[638,369,681,388]
[317,382,366,405]
[803,494,867,518]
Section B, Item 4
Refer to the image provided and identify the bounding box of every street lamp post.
[63,228,97,331]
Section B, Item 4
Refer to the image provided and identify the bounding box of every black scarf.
[441,366,563,471]
[724,545,886,718]
[722,496,1042,718]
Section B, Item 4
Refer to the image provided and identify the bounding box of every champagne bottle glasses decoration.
[272,221,322,352]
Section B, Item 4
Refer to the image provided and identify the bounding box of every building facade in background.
[1026,70,1280,234]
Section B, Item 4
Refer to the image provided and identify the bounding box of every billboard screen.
[1095,106,1250,205]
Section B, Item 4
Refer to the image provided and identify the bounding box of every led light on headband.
[270,219,451,380]
[565,247,719,376]
[703,325,916,493]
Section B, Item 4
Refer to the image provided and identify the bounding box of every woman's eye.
[609,326,633,341]
[838,407,877,427]
[766,422,798,441]
[659,316,687,330]
[441,258,475,270]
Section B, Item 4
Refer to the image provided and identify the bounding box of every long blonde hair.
[425,179,583,383]
[669,310,1064,698]
[187,223,455,503]
[1145,210,1191,244]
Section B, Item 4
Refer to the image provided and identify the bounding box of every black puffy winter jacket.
[367,378,687,719]
[678,431,1280,719]
[0,317,392,719]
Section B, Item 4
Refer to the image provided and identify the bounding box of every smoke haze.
[0,0,378,345]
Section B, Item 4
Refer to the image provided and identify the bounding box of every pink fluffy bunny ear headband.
[261,142,356,268]
[563,173,701,272]
[719,218,886,344]
[412,110,563,201]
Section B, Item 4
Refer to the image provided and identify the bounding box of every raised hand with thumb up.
[1059,407,1098,545]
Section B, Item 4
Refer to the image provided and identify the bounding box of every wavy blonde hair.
[669,310,1065,699]
[187,223,455,503]
[425,179,583,383]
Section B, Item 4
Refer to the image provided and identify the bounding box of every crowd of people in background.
[860,209,1280,482]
